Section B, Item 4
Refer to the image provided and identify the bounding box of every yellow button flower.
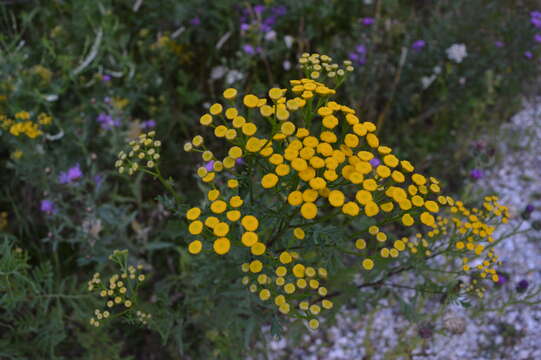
[188,240,202,254]
[301,202,318,219]
[188,220,203,235]
[186,207,201,220]
[241,232,258,247]
[241,215,259,231]
[261,173,279,188]
[213,237,230,255]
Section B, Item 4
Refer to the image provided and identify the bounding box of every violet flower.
[412,40,426,51]
[535,34,541,43]
[470,169,484,180]
[254,5,265,15]
[97,113,121,130]
[40,199,55,214]
[495,272,508,286]
[141,120,156,129]
[362,17,375,25]
[205,161,215,172]
[59,164,83,184]
[494,41,505,48]
[524,51,534,59]
[516,279,529,293]
[369,158,381,167]
[349,44,367,66]
[243,44,256,55]
[273,5,287,16]
[102,74,111,82]
[190,17,201,26]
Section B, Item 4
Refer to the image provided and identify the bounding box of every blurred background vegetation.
[1,0,540,358]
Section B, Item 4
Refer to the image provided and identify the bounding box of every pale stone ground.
[254,99,541,360]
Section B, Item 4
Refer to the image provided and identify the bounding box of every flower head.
[59,164,83,184]
[412,40,426,51]
[446,44,467,63]
[40,199,55,214]
[361,17,374,25]
[470,169,484,180]
[516,279,529,293]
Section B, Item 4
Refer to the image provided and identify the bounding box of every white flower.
[433,66,442,75]
[284,35,294,49]
[283,60,291,70]
[264,30,276,41]
[210,66,227,80]
[226,70,244,85]
[421,75,436,89]
[446,43,467,63]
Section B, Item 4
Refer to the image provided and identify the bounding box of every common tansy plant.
[115,53,509,330]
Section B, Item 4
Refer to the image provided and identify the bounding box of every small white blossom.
[265,30,277,41]
[226,70,244,85]
[283,60,291,71]
[210,66,227,80]
[421,75,436,89]
[446,43,468,63]
[284,35,294,49]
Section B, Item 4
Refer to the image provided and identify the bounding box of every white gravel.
[254,99,541,360]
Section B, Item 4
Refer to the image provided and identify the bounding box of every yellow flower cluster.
[115,131,161,175]
[298,53,354,81]
[241,255,332,329]
[1,111,53,139]
[87,261,146,327]
[177,52,509,328]
[186,188,262,256]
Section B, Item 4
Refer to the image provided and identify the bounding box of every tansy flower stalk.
[116,53,509,331]
[87,250,147,327]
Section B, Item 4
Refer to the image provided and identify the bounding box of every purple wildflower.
[240,23,250,31]
[272,5,287,16]
[516,279,529,293]
[235,158,245,166]
[496,272,508,286]
[412,40,426,51]
[40,199,55,214]
[470,169,484,180]
[205,161,215,172]
[141,120,156,129]
[254,5,265,15]
[494,41,505,48]
[525,204,535,213]
[369,158,381,167]
[59,164,83,184]
[189,17,201,26]
[102,74,111,82]
[531,11,541,18]
[94,174,104,187]
[535,34,541,43]
[96,113,120,130]
[349,44,367,66]
[532,17,541,28]
[524,51,534,59]
[362,17,375,25]
[243,44,256,55]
